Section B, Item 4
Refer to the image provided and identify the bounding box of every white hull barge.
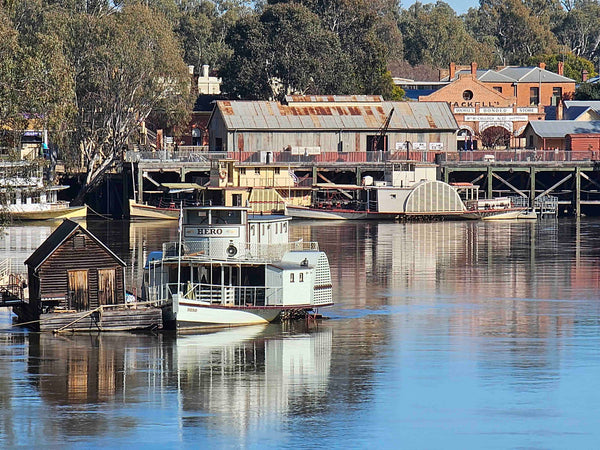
[144,206,333,330]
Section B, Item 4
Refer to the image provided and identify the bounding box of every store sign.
[465,115,528,122]
[454,107,476,114]
[479,107,514,114]
[429,143,444,150]
[516,107,539,114]
[413,142,427,150]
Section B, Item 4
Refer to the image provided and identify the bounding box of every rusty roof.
[214,101,457,131]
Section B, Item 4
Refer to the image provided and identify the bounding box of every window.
[254,168,260,175]
[529,87,539,105]
[462,90,473,101]
[552,87,562,106]
[275,167,280,174]
[290,273,295,283]
[240,168,246,175]
[299,273,304,282]
[493,86,502,93]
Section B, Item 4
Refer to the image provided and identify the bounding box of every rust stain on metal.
[221,101,234,115]
[426,114,437,128]
[348,107,361,115]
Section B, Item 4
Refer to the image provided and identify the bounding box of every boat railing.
[149,282,283,307]
[161,240,319,262]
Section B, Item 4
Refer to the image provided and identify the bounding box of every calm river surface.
[1,218,600,449]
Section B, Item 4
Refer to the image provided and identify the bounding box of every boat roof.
[248,214,290,222]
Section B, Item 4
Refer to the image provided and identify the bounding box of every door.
[98,269,116,305]
[68,270,89,311]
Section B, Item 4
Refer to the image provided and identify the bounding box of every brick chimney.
[449,62,456,80]
[471,62,478,76]
[539,62,546,70]
[558,61,564,76]
[582,69,589,82]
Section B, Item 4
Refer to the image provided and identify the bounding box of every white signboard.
[396,142,408,150]
[185,226,240,238]
[413,142,427,150]
[465,115,528,122]
[516,107,539,114]
[479,107,514,114]
[429,142,444,150]
[454,107,476,114]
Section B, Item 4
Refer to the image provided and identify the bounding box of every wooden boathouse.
[16,219,162,332]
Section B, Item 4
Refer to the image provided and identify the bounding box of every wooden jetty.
[12,219,162,332]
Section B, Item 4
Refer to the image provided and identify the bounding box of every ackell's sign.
[185,227,240,238]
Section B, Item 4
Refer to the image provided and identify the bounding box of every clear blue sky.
[404,0,479,15]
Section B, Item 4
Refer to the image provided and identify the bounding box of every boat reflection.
[175,322,332,431]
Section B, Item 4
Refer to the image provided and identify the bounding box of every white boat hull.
[129,199,179,220]
[482,210,537,221]
[8,204,87,221]
[172,295,283,329]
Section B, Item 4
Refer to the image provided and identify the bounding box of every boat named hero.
[196,228,223,235]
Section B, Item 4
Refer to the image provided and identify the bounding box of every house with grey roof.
[520,121,600,149]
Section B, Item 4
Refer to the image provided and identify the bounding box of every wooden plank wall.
[37,230,125,309]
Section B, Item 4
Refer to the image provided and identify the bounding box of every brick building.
[420,62,576,150]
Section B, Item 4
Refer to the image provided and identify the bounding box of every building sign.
[396,142,407,150]
[479,107,514,114]
[413,142,427,150]
[454,107,476,114]
[516,107,539,114]
[429,143,444,150]
[185,226,240,238]
[465,115,528,122]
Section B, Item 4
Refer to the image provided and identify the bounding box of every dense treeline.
[2,0,600,198]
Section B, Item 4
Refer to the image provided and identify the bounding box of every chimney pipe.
[582,69,589,82]
[202,64,209,78]
[471,62,477,77]
[449,62,456,80]
[557,61,564,76]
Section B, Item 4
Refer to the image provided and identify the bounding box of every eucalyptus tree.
[399,1,497,68]
[62,3,192,204]
[221,3,355,100]
[554,1,600,65]
[465,0,559,65]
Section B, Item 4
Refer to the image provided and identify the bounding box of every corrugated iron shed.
[214,100,457,131]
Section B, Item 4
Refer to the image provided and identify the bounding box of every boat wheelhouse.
[144,206,333,329]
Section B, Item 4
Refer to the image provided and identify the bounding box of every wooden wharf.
[125,149,600,217]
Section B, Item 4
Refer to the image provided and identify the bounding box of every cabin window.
[240,168,246,175]
[283,222,287,232]
[73,235,86,249]
[530,87,539,105]
[251,225,256,236]
[290,273,294,283]
[275,167,280,174]
[254,168,260,175]
[299,273,304,282]
[262,225,265,235]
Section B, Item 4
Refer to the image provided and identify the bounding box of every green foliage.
[574,83,600,100]
[528,53,597,82]
[399,1,497,68]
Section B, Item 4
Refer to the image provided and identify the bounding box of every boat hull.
[129,199,179,220]
[481,210,537,221]
[9,205,87,221]
[286,205,395,220]
[172,298,284,329]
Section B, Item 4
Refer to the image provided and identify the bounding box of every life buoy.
[219,169,227,179]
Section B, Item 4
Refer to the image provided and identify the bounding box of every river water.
[1,218,600,449]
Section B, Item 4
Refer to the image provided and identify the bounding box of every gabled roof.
[522,120,600,138]
[24,219,126,270]
[563,100,600,120]
[211,100,458,131]
[497,66,574,83]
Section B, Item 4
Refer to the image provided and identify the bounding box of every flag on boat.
[288,168,299,184]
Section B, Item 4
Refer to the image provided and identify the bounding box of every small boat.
[1,185,87,221]
[142,205,333,330]
[128,199,179,220]
[482,209,537,221]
